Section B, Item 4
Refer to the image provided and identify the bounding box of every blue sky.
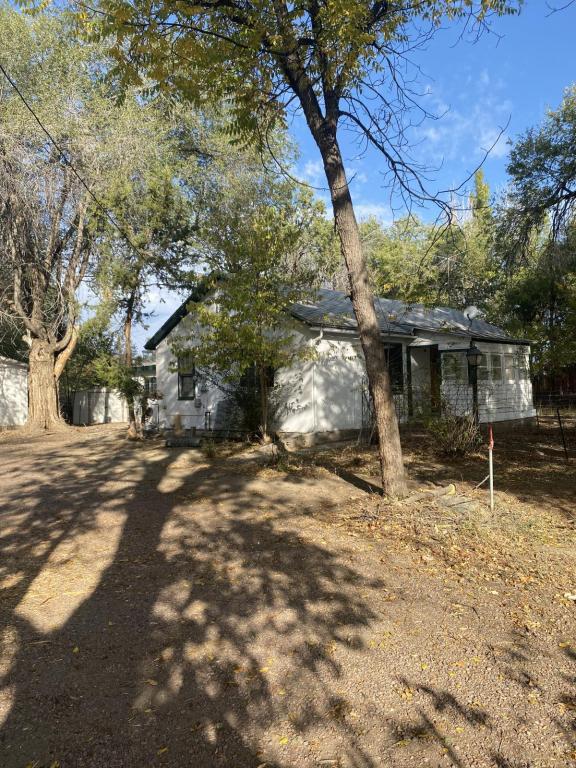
[136,1,576,351]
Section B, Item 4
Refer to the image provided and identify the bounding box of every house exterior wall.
[0,357,28,427]
[154,324,229,430]
[475,341,535,423]
[412,333,536,424]
[152,321,535,435]
[272,328,369,433]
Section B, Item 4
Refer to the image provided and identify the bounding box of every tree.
[179,165,331,438]
[94,100,201,437]
[494,87,576,378]
[0,6,98,428]
[505,85,576,248]
[366,193,498,313]
[87,0,520,495]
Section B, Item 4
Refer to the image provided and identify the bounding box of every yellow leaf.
[72,646,79,654]
[278,736,289,745]
[559,641,572,649]
[157,747,168,755]
[145,679,158,686]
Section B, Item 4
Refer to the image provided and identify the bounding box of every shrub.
[427,409,482,457]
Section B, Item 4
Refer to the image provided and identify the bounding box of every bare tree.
[0,145,93,429]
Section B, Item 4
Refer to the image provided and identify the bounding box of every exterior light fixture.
[466,343,483,368]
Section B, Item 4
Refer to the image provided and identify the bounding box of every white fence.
[71,389,128,425]
[0,357,28,427]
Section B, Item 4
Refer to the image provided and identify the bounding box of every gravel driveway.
[0,425,574,767]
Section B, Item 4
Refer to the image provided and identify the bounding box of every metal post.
[488,423,494,512]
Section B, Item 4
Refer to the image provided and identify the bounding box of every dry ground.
[0,423,575,768]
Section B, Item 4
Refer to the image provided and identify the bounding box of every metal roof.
[290,288,528,344]
[145,285,529,350]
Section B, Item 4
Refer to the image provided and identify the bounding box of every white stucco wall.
[152,320,535,433]
[0,357,28,427]
[273,328,369,433]
[154,319,229,430]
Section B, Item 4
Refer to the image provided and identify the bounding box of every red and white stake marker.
[488,424,494,512]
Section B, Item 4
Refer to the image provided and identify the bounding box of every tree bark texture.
[124,296,140,440]
[27,339,65,430]
[317,132,407,497]
[258,364,269,440]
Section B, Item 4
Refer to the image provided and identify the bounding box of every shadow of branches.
[0,428,381,767]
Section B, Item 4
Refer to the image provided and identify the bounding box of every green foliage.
[366,205,498,311]
[81,0,521,156]
[505,85,576,248]
[92,354,143,401]
[174,166,331,434]
[495,229,576,376]
[495,87,576,377]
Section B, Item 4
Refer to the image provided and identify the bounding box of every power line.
[0,60,145,259]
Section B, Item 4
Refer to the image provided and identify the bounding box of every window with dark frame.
[178,354,197,400]
[144,376,157,395]
[384,343,404,393]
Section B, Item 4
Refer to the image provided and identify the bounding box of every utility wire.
[0,60,145,259]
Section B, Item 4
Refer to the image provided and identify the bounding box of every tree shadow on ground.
[384,628,576,768]
[0,429,383,767]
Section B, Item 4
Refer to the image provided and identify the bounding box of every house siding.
[155,332,229,430]
[152,322,535,434]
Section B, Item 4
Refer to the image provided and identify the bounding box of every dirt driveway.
[0,425,575,768]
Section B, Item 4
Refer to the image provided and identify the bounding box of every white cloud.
[354,202,392,224]
[301,158,325,186]
[413,70,513,167]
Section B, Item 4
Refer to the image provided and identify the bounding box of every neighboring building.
[0,357,28,427]
[144,288,536,436]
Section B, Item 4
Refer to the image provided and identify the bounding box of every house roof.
[144,278,217,351]
[144,285,529,350]
[291,289,529,344]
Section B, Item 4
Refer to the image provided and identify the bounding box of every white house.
[0,356,28,427]
[143,288,536,437]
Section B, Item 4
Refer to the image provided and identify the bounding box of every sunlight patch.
[14,510,126,634]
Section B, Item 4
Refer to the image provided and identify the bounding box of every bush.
[427,409,482,457]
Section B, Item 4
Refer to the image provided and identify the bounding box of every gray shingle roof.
[145,284,529,351]
[290,288,528,344]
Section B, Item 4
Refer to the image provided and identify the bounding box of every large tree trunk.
[257,364,269,441]
[124,298,140,440]
[27,338,66,430]
[317,132,407,497]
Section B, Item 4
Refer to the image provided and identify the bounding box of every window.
[503,354,517,381]
[144,376,157,395]
[517,350,530,380]
[178,354,197,400]
[384,344,404,393]
[490,353,503,382]
[477,353,489,381]
[442,352,467,384]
